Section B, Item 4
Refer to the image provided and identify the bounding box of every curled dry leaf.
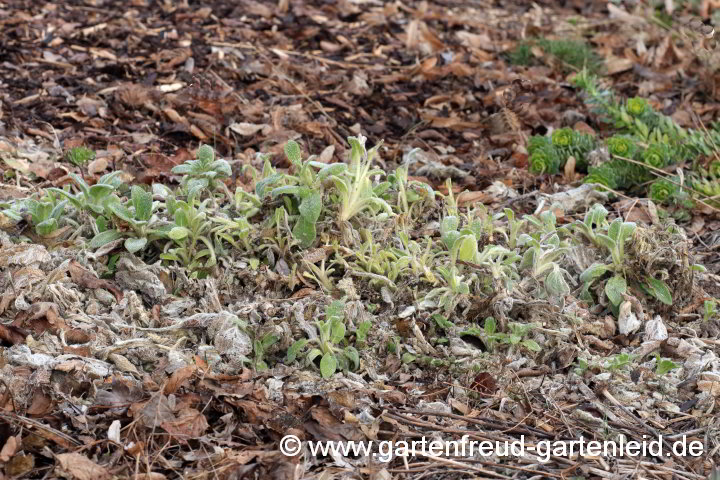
[159,408,209,442]
[13,302,65,336]
[69,260,123,302]
[55,453,110,480]
[0,324,27,345]
[470,372,498,397]
[163,365,196,395]
[0,435,19,462]
[0,244,51,268]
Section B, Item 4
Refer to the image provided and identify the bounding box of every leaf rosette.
[551,128,573,147]
[642,143,669,169]
[529,145,562,174]
[649,179,677,204]
[627,97,647,116]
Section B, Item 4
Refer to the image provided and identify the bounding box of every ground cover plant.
[0,1,719,479]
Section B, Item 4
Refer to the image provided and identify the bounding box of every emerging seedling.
[286,299,360,378]
[171,144,232,202]
[256,140,346,248]
[48,172,123,216]
[25,192,68,237]
[161,197,218,276]
[90,185,167,253]
[65,146,96,168]
[329,135,394,224]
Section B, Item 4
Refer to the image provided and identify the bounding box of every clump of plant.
[24,191,68,237]
[286,300,360,378]
[655,353,680,376]
[528,128,597,174]
[48,172,123,217]
[575,204,677,312]
[509,38,604,73]
[582,135,653,191]
[576,205,639,310]
[461,317,541,354]
[252,333,279,372]
[705,299,718,322]
[255,136,394,249]
[568,68,720,208]
[161,197,218,277]
[171,144,232,201]
[90,185,168,254]
[66,146,96,169]
[605,353,633,373]
[513,209,575,304]
[255,140,344,248]
[421,192,522,314]
[385,160,436,218]
[344,233,409,290]
[648,177,693,209]
[692,176,720,208]
[329,135,395,224]
[508,42,532,65]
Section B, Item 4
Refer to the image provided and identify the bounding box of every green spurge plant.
[692,177,720,208]
[709,161,720,178]
[527,128,596,174]
[286,299,360,378]
[649,178,681,205]
[566,68,720,207]
[642,142,671,168]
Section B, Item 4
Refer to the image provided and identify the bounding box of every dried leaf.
[0,324,27,345]
[163,365,196,395]
[229,122,267,136]
[160,408,209,441]
[55,453,110,480]
[69,260,123,302]
[0,436,19,462]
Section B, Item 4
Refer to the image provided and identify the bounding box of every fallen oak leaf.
[160,408,209,442]
[0,435,19,462]
[13,302,65,335]
[54,452,110,480]
[0,324,27,345]
[69,260,123,302]
[163,365,196,395]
